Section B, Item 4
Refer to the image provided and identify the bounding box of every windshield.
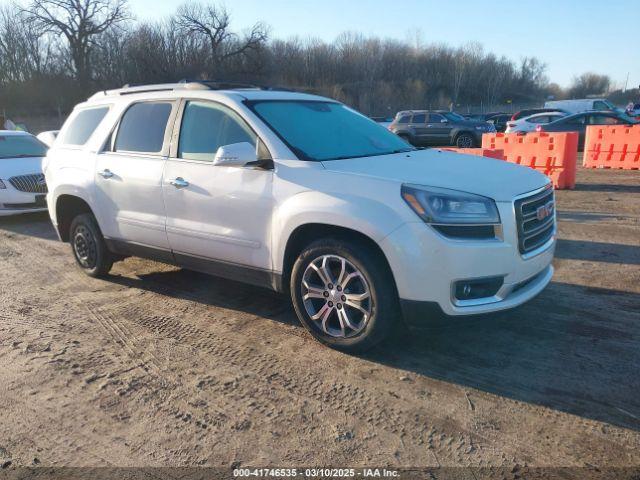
[247,100,414,161]
[443,112,465,122]
[0,134,47,159]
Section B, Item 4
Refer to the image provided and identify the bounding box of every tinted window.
[60,107,109,146]
[429,114,445,122]
[588,115,619,125]
[526,116,548,124]
[114,102,172,154]
[593,100,613,110]
[411,113,426,123]
[178,101,256,162]
[566,115,586,125]
[0,134,47,158]
[398,115,410,124]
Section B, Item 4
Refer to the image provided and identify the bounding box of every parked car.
[510,108,566,121]
[462,112,506,121]
[544,98,618,115]
[537,111,639,149]
[36,130,59,148]
[45,82,555,351]
[505,112,567,133]
[370,116,394,129]
[0,130,48,216]
[389,110,496,147]
[485,113,512,133]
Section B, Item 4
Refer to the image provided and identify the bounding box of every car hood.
[0,156,44,179]
[320,149,549,202]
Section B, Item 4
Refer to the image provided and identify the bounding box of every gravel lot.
[0,167,639,478]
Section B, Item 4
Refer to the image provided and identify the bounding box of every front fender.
[272,190,407,272]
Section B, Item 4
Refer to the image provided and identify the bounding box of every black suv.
[389,110,496,147]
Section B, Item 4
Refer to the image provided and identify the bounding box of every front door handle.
[99,169,114,179]
[169,177,189,188]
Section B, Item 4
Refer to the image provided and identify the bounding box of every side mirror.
[213,142,257,167]
[440,119,448,123]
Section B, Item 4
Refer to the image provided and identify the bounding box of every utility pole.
[623,72,629,92]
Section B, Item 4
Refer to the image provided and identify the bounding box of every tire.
[455,132,475,148]
[69,213,114,278]
[290,237,399,352]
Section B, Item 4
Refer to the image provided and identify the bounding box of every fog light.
[454,276,503,301]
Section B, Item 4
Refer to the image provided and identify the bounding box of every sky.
[127,0,640,89]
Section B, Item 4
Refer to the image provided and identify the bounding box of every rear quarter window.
[59,107,110,146]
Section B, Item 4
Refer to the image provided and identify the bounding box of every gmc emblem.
[536,201,554,221]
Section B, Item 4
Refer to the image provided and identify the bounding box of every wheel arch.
[55,194,95,242]
[280,223,397,295]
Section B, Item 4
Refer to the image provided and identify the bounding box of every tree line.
[0,0,629,118]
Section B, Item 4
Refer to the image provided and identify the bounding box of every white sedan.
[505,112,567,133]
[0,130,49,216]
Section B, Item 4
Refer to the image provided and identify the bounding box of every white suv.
[44,82,556,351]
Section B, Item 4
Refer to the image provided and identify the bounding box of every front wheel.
[455,132,475,148]
[290,238,399,352]
[69,213,114,278]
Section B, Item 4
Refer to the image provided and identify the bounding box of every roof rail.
[179,78,296,92]
[87,80,297,100]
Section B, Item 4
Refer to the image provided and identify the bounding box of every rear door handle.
[169,177,189,188]
[99,169,114,179]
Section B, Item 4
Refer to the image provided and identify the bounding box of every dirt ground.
[0,167,639,479]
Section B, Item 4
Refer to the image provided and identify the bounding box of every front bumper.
[379,200,555,321]
[0,187,48,216]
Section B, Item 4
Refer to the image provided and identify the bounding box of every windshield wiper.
[0,154,42,159]
[324,148,415,161]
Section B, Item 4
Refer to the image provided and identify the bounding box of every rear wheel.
[455,132,475,148]
[290,238,399,352]
[69,213,114,278]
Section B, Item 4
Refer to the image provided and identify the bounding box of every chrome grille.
[8,173,48,193]
[515,187,555,255]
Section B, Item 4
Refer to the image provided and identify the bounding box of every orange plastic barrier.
[480,132,579,189]
[583,125,640,170]
[440,147,505,160]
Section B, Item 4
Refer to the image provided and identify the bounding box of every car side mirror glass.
[213,142,257,167]
[440,119,448,123]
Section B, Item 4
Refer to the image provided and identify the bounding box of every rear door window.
[398,115,410,124]
[114,102,173,154]
[411,113,426,124]
[60,107,110,146]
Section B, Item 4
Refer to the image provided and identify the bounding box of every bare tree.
[0,4,56,83]
[174,2,268,74]
[569,72,611,98]
[19,0,129,87]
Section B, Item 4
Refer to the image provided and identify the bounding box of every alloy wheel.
[300,254,373,338]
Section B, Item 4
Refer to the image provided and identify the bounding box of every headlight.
[0,179,6,189]
[401,185,500,225]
